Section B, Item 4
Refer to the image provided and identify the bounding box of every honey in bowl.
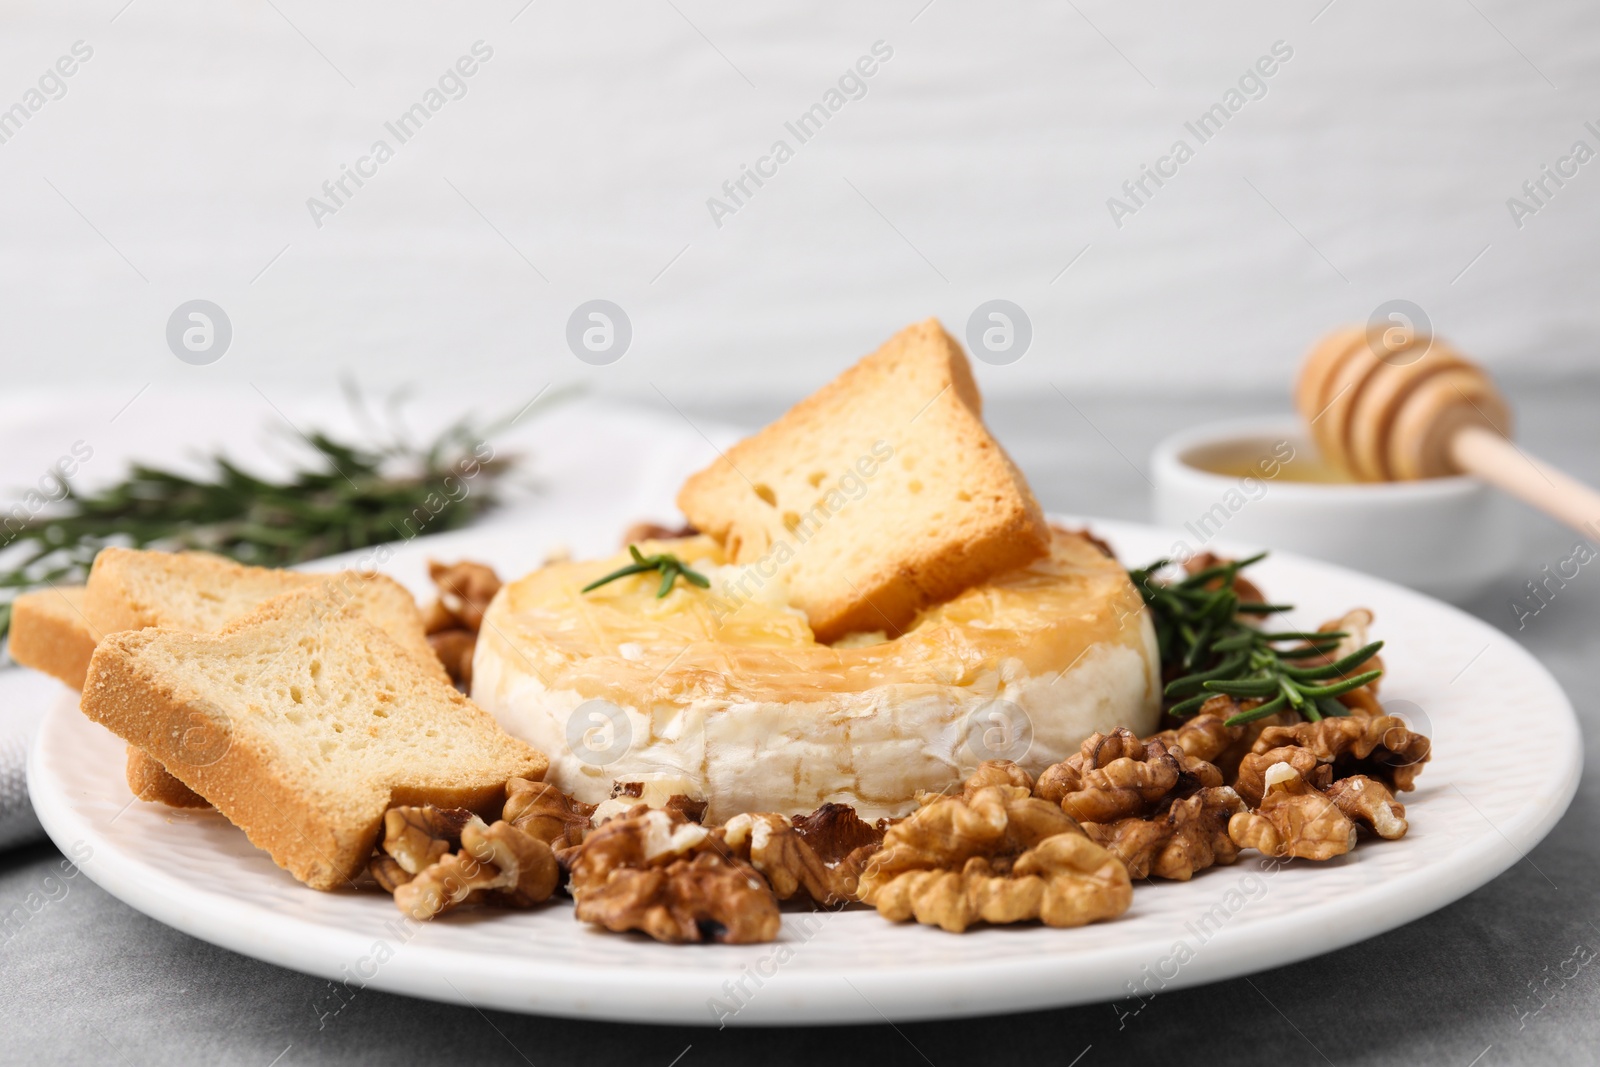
[1181,437,1354,485]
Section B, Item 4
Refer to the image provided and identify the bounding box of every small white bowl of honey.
[1150,417,1518,602]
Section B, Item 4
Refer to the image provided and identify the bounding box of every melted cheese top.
[485,529,1149,705]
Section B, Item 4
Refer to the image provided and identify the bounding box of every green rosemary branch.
[1128,553,1384,728]
[0,404,528,641]
[582,545,710,599]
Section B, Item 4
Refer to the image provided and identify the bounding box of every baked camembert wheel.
[472,529,1160,822]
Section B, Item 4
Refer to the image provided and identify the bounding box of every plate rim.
[24,515,1585,1026]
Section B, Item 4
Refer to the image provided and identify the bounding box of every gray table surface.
[4,382,1597,1066]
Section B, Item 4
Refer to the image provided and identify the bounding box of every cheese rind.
[472,530,1160,822]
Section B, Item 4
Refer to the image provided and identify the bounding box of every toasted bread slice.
[676,318,1050,641]
[8,585,209,807]
[125,745,209,808]
[81,589,548,890]
[8,585,101,689]
[85,548,445,680]
[84,548,449,808]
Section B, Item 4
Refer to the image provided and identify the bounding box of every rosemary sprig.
[582,545,710,598]
[0,403,527,641]
[1129,553,1384,728]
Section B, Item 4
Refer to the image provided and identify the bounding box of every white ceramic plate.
[26,518,1581,1026]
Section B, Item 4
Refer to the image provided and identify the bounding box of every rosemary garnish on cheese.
[582,545,711,599]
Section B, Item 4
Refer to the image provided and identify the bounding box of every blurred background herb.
[0,389,542,640]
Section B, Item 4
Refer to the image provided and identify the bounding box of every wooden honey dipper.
[1295,325,1600,536]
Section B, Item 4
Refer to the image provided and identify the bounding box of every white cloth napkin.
[0,672,65,850]
[0,389,737,853]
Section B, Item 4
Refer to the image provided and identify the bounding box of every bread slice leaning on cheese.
[80,548,449,809]
[81,588,548,890]
[677,318,1050,642]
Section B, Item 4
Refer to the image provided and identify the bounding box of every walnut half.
[377,804,476,878]
[1324,775,1408,840]
[425,559,502,633]
[424,559,503,685]
[391,818,559,920]
[1085,786,1247,881]
[1235,714,1430,807]
[1228,763,1357,861]
[503,778,597,865]
[1147,709,1244,765]
[568,807,780,944]
[857,768,1131,933]
[722,806,883,906]
[1036,728,1183,823]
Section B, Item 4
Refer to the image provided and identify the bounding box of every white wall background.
[0,0,1596,407]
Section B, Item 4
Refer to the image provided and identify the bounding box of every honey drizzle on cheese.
[491,530,1148,705]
